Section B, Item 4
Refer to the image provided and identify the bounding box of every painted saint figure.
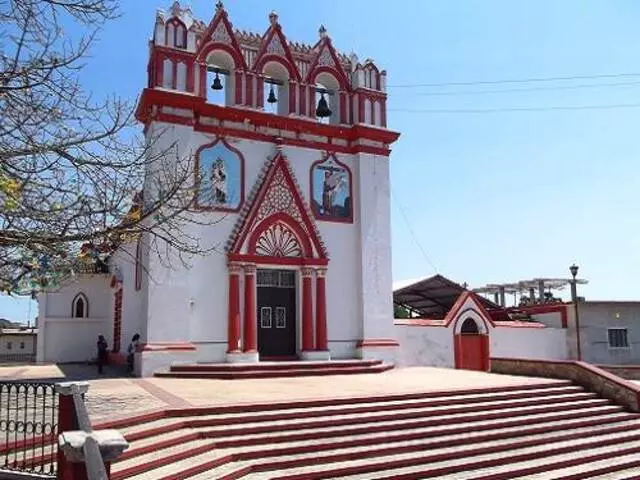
[321,169,346,215]
[210,157,228,204]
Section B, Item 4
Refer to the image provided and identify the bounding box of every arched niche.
[72,293,89,318]
[315,71,341,125]
[165,18,187,49]
[453,309,489,335]
[261,60,290,115]
[206,49,237,106]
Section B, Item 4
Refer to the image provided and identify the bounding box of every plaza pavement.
[0,363,562,423]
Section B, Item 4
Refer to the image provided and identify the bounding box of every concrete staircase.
[103,380,640,479]
[154,359,393,379]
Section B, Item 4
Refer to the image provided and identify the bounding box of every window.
[260,307,272,328]
[19,342,24,350]
[7,342,12,350]
[461,318,480,334]
[276,307,286,329]
[72,293,89,318]
[608,328,629,348]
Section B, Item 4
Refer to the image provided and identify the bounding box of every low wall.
[395,325,453,367]
[491,326,567,360]
[40,317,110,363]
[491,357,640,412]
[597,364,640,381]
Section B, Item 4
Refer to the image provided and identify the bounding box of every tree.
[0,0,213,294]
[394,304,411,319]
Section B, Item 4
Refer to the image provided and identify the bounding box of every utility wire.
[387,72,640,89]
[389,103,640,114]
[391,80,640,97]
[391,188,438,274]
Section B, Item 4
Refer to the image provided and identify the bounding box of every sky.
[2,0,640,322]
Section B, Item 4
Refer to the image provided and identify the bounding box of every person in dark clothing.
[96,335,108,374]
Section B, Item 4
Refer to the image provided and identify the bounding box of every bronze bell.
[267,85,278,104]
[316,93,332,118]
[211,72,223,91]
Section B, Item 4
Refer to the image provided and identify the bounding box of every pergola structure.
[474,277,588,307]
[393,274,502,318]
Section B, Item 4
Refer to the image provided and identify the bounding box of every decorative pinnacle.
[319,24,327,38]
[215,0,224,11]
[269,11,278,26]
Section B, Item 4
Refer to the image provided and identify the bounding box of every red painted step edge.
[155,364,394,379]
[91,380,573,430]
[272,432,640,480]
[196,399,614,440]
[169,359,383,372]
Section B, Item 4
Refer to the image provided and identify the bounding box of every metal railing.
[0,382,58,477]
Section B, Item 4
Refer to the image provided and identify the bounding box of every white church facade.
[37,2,401,376]
[36,2,579,377]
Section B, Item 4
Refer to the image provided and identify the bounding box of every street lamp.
[569,264,582,361]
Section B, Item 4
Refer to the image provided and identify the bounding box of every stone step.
[519,452,640,479]
[116,385,590,443]
[112,408,637,480]
[155,363,395,379]
[118,409,636,468]
[195,399,616,443]
[208,420,640,480]
[169,359,383,372]
[269,433,640,480]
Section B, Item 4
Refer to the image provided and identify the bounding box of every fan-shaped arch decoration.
[255,221,302,258]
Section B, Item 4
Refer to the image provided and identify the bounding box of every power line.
[389,103,640,114]
[391,80,640,97]
[391,188,438,274]
[387,72,640,89]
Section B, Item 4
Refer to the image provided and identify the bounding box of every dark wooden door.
[257,270,297,358]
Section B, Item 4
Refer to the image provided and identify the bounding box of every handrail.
[56,382,127,480]
[71,393,108,480]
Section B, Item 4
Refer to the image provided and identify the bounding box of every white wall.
[37,274,112,363]
[41,318,110,363]
[0,334,36,355]
[143,123,369,361]
[395,325,454,367]
[491,327,567,360]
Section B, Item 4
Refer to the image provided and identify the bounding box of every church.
[36,1,401,376]
[36,2,579,377]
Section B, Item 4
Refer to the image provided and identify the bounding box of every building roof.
[393,274,501,317]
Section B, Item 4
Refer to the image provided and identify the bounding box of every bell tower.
[134,2,400,374]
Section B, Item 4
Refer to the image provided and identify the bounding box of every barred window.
[608,328,629,348]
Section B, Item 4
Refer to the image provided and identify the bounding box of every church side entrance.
[256,269,297,359]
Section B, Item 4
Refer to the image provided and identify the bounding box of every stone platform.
[154,359,393,379]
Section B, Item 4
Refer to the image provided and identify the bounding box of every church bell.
[211,72,223,91]
[267,85,278,104]
[316,93,332,118]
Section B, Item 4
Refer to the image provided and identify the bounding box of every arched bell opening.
[262,61,290,116]
[315,72,340,125]
[206,50,237,106]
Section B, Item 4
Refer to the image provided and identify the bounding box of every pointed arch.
[247,212,313,258]
[165,17,187,49]
[72,293,89,318]
[252,24,301,81]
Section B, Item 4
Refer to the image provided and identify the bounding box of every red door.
[454,333,489,371]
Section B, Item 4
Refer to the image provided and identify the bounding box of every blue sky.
[2,0,640,322]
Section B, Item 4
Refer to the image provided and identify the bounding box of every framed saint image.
[310,154,353,223]
[195,138,245,212]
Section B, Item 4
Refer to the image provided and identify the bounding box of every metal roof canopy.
[393,274,500,317]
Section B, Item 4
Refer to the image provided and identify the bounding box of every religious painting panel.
[310,154,353,223]
[195,138,244,211]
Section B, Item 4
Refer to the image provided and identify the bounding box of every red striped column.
[289,80,297,114]
[245,72,254,107]
[339,92,347,124]
[256,75,264,109]
[227,263,242,353]
[243,264,257,353]
[315,268,328,351]
[301,267,314,351]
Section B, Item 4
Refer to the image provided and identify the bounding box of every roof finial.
[269,11,279,26]
[215,0,224,11]
[318,24,327,38]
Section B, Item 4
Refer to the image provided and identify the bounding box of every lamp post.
[569,264,582,361]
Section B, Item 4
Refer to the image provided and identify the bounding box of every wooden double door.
[257,269,297,358]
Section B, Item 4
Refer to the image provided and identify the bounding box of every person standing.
[127,333,140,374]
[96,335,108,374]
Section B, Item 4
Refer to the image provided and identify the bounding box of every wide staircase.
[103,379,640,479]
[154,359,393,379]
